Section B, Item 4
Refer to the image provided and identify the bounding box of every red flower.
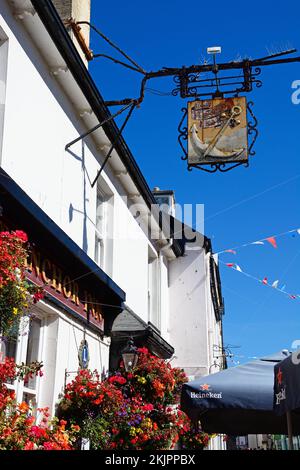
[141,403,154,412]
[24,441,35,450]
[108,375,127,385]
[33,291,44,304]
[130,438,138,445]
[14,230,28,243]
[137,347,148,354]
[93,394,104,405]
[30,426,48,439]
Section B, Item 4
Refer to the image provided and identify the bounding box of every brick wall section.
[52,0,73,21]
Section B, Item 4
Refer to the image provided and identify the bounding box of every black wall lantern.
[121,337,138,372]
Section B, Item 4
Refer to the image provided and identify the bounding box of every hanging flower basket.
[0,230,44,337]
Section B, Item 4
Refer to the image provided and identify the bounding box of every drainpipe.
[157,239,173,334]
[159,238,173,256]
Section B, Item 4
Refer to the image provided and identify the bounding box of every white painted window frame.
[5,312,46,411]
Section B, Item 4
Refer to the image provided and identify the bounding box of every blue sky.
[90,0,300,364]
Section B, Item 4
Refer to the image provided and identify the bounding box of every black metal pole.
[65,102,134,150]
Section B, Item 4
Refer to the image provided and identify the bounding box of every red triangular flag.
[262,277,268,285]
[226,263,234,268]
[266,237,277,249]
[289,295,296,300]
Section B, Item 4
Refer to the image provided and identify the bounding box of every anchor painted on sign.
[190,105,245,159]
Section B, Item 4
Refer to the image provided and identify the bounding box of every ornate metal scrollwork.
[247,101,258,156]
[171,64,264,99]
[178,107,188,160]
[187,161,249,173]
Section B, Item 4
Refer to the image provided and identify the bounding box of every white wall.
[169,247,223,378]
[168,248,209,377]
[36,301,110,415]
[0,6,161,327]
[112,195,149,321]
[0,7,98,258]
[0,26,8,159]
[159,255,170,339]
[204,252,223,373]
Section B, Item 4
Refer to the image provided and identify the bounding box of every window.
[94,190,107,269]
[4,316,43,412]
[210,256,225,322]
[0,28,8,161]
[148,255,160,330]
[94,184,114,275]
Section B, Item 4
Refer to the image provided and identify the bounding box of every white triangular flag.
[252,241,264,245]
[297,229,300,235]
[272,280,279,288]
[235,264,242,272]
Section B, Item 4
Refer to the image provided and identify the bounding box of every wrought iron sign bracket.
[65,24,300,174]
[97,48,300,107]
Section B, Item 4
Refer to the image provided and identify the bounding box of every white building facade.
[0,0,225,446]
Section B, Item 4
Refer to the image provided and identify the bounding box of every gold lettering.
[71,282,80,306]
[94,307,103,322]
[84,291,94,316]
[52,264,63,293]
[31,251,41,277]
[62,275,72,298]
[41,258,52,284]
[91,304,97,320]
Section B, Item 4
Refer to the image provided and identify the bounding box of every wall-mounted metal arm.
[76,21,146,75]
[65,101,134,150]
[91,102,136,187]
[92,53,145,74]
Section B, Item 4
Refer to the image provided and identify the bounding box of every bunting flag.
[266,237,277,248]
[226,263,242,272]
[219,259,299,303]
[217,227,300,255]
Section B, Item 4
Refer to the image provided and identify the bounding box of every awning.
[109,306,174,370]
[181,350,300,435]
[0,169,125,335]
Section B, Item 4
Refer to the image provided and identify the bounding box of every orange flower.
[18,401,29,413]
[71,424,80,432]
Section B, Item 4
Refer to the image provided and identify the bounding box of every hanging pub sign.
[186,97,249,169]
